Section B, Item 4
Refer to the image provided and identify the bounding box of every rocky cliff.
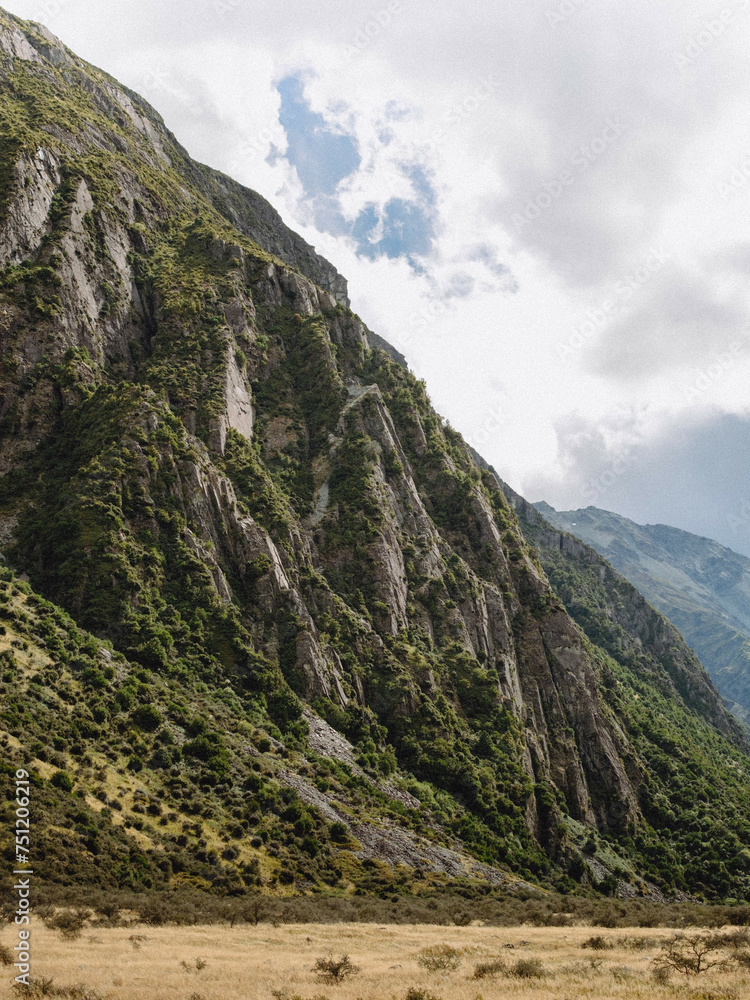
[1,9,749,902]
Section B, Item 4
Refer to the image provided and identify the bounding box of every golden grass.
[1,921,749,1000]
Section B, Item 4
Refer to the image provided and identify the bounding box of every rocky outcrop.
[199,169,351,307]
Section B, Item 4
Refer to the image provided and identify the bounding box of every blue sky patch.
[275,76,438,268]
[276,74,361,197]
[352,197,435,262]
[351,163,437,264]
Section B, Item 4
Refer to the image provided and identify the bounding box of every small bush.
[43,909,88,941]
[472,958,506,979]
[180,956,209,975]
[13,979,56,997]
[0,944,13,965]
[50,771,73,792]
[417,944,461,972]
[404,989,442,1000]
[329,821,348,843]
[312,954,360,984]
[510,958,546,978]
[582,935,610,950]
[132,704,162,732]
[712,928,750,950]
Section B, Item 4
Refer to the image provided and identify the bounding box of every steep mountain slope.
[492,477,750,899]
[0,9,749,903]
[536,503,750,723]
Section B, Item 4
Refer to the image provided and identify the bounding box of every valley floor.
[2,922,748,1000]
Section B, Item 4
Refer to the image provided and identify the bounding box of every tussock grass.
[1,921,749,1000]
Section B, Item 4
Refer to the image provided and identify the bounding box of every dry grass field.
[2,921,750,1000]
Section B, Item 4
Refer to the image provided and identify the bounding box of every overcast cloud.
[8,0,750,554]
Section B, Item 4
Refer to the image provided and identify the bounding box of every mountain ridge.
[535,502,750,723]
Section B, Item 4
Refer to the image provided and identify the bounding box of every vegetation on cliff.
[1,8,749,909]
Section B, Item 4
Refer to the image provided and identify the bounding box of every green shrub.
[132,704,163,732]
[51,770,73,792]
[114,689,134,711]
[43,908,88,940]
[81,666,108,690]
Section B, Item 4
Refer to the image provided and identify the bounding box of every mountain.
[0,9,749,905]
[535,503,750,724]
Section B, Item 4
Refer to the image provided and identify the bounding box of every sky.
[7,0,750,555]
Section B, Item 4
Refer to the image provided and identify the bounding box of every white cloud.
[7,0,750,540]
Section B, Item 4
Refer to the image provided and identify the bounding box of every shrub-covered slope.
[1,9,749,903]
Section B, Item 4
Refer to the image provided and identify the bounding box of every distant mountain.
[535,502,750,724]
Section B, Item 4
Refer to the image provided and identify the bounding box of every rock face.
[537,502,750,723]
[1,8,749,900]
